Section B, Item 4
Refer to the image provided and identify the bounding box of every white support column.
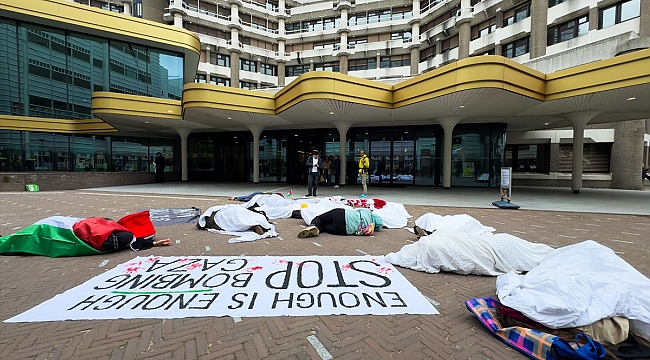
[173,13,183,28]
[334,122,351,186]
[564,113,599,193]
[122,1,131,15]
[438,117,461,189]
[248,125,263,183]
[174,128,191,181]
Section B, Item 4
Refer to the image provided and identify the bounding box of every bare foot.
[153,239,171,246]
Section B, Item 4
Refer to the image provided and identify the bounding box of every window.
[210,53,230,67]
[558,143,611,172]
[471,17,497,40]
[314,62,340,72]
[548,0,568,7]
[420,45,436,61]
[503,2,531,27]
[133,0,143,17]
[349,58,376,71]
[599,0,640,29]
[195,74,207,83]
[504,144,549,173]
[348,38,368,49]
[210,76,230,86]
[260,63,277,76]
[286,64,310,77]
[548,16,588,45]
[239,81,257,89]
[380,55,410,68]
[391,31,412,42]
[502,36,529,58]
[240,59,257,72]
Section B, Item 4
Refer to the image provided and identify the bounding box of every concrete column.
[248,125,263,183]
[122,1,131,15]
[376,52,381,68]
[279,18,285,35]
[410,47,419,75]
[341,9,348,27]
[230,51,240,87]
[173,13,183,28]
[495,8,503,29]
[564,113,598,193]
[530,0,548,59]
[205,46,211,64]
[256,58,261,73]
[641,0,650,37]
[438,117,460,189]
[589,6,599,31]
[278,61,286,86]
[334,122,351,186]
[174,128,191,181]
[611,120,646,189]
[412,0,420,16]
[458,22,471,59]
[339,55,348,74]
[457,0,472,59]
[309,59,314,72]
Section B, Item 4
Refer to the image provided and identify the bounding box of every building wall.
[142,0,168,24]
[611,119,646,189]
[0,171,180,192]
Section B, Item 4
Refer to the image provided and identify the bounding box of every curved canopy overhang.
[88,50,649,136]
[177,51,649,135]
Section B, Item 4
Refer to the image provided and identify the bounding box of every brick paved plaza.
[1,190,648,359]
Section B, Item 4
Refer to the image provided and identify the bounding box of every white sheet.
[496,240,650,341]
[384,228,554,275]
[198,205,278,243]
[415,213,495,236]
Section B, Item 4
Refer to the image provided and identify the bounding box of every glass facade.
[184,124,505,186]
[0,130,174,173]
[0,17,184,119]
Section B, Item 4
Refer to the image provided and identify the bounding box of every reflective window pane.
[620,0,640,22]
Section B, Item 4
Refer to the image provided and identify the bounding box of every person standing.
[332,155,341,188]
[358,149,370,198]
[306,150,322,196]
[643,163,650,183]
[154,152,166,183]
[322,155,332,185]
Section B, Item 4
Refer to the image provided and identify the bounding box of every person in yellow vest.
[358,149,370,198]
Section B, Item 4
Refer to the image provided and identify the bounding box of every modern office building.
[0,0,648,192]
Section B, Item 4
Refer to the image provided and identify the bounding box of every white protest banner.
[5,256,438,322]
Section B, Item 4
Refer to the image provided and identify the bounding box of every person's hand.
[153,239,171,246]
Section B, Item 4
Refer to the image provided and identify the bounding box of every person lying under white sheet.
[384,227,554,276]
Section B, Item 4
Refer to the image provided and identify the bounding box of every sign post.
[492,167,519,209]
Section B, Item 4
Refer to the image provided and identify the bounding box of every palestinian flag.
[0,216,102,257]
[286,189,293,198]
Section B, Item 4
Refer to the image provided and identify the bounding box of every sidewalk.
[85,182,650,215]
[1,186,648,359]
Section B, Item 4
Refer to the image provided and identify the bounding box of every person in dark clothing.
[332,155,341,188]
[643,164,650,182]
[306,149,322,196]
[298,208,383,238]
[155,152,166,183]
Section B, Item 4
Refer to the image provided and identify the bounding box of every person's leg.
[322,208,347,235]
[314,208,347,235]
[307,173,314,196]
[361,174,368,195]
[237,191,263,202]
[313,173,319,196]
